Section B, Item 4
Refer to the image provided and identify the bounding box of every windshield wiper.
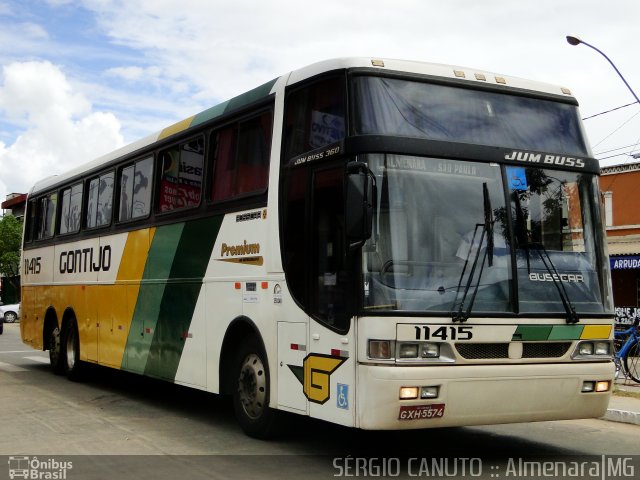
[512,190,579,324]
[452,183,493,322]
[528,243,580,324]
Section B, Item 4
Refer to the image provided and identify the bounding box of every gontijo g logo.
[288,353,347,404]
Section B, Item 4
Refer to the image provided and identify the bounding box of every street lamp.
[566,35,640,105]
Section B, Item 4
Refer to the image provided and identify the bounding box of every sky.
[1,0,640,203]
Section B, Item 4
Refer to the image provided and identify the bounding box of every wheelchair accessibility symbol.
[506,166,528,191]
[337,383,349,410]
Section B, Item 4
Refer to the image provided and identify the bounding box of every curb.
[603,408,640,426]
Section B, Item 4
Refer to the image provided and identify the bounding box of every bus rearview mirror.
[345,167,375,250]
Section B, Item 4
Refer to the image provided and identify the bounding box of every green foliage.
[0,214,22,278]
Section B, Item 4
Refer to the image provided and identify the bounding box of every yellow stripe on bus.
[93,228,157,368]
[117,228,156,282]
[580,325,612,340]
[158,116,195,140]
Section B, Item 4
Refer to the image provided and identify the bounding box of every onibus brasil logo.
[8,456,73,479]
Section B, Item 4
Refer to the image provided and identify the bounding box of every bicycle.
[613,323,640,384]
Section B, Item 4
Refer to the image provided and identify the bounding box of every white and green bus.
[21,58,614,438]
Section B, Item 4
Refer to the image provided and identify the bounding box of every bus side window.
[283,75,346,161]
[24,199,37,243]
[211,111,271,202]
[86,172,114,228]
[118,157,153,221]
[158,137,204,213]
[100,172,114,225]
[59,182,83,235]
[36,192,57,240]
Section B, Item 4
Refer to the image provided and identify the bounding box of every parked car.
[0,303,20,324]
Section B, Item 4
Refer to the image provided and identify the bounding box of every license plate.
[398,403,445,420]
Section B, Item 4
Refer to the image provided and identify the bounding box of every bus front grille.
[522,342,571,358]
[455,343,509,359]
[455,342,572,360]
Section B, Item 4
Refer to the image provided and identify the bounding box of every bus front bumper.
[356,362,614,430]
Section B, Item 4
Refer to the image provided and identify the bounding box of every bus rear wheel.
[232,339,279,438]
[61,319,84,381]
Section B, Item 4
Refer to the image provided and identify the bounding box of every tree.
[0,214,22,301]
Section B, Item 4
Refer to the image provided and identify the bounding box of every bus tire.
[62,318,84,381]
[232,338,279,438]
[49,327,64,374]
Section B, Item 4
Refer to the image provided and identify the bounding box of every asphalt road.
[1,322,638,480]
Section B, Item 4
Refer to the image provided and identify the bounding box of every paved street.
[1,322,638,479]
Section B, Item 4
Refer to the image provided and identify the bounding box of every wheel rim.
[66,327,76,370]
[238,353,267,419]
[5,312,16,323]
[626,343,640,383]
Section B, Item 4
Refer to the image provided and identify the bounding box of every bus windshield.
[361,154,610,316]
[352,76,590,156]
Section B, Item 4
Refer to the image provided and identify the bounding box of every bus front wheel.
[49,327,64,374]
[232,339,279,438]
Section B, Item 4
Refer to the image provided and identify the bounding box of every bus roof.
[287,57,575,99]
[29,57,577,196]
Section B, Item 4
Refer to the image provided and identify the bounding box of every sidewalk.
[604,378,640,426]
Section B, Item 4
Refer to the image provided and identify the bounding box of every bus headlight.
[594,342,610,355]
[367,339,455,363]
[398,343,419,358]
[579,342,594,356]
[421,343,440,358]
[573,340,613,360]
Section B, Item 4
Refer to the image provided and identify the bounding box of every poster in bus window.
[309,110,345,149]
[160,150,203,212]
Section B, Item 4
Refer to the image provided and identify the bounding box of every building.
[1,193,27,219]
[600,162,640,324]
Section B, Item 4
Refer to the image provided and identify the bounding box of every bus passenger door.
[279,154,357,425]
[306,165,357,427]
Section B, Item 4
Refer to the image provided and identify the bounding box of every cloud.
[0,61,123,198]
[105,65,162,82]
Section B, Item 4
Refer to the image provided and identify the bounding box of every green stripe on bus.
[511,325,553,341]
[143,215,223,380]
[548,325,584,340]
[191,78,277,127]
[123,222,185,373]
